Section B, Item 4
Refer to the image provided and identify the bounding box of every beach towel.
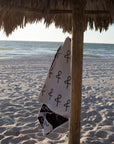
[38,37,71,135]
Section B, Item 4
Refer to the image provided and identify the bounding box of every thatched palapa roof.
[0,0,114,36]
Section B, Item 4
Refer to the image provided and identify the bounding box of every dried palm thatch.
[0,0,114,36]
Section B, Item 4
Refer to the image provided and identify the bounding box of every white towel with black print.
[38,37,71,135]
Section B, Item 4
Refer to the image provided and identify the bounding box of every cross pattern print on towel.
[56,71,62,83]
[48,88,54,100]
[64,50,71,63]
[38,37,71,135]
[64,76,71,89]
[64,99,70,111]
[55,94,62,107]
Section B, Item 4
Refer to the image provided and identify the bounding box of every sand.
[0,56,114,144]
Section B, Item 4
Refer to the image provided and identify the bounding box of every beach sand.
[0,56,114,144]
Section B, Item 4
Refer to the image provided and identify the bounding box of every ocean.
[0,40,114,59]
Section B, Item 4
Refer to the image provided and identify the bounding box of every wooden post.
[68,1,85,144]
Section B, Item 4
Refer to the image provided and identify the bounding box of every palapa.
[0,0,114,35]
[0,0,114,144]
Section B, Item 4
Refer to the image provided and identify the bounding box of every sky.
[0,21,114,44]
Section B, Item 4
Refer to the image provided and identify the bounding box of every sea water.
[0,40,114,59]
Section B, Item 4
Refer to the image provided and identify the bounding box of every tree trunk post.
[68,1,85,144]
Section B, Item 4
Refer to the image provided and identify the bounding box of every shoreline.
[0,56,114,144]
[0,54,114,60]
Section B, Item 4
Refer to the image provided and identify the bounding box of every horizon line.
[0,39,114,44]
